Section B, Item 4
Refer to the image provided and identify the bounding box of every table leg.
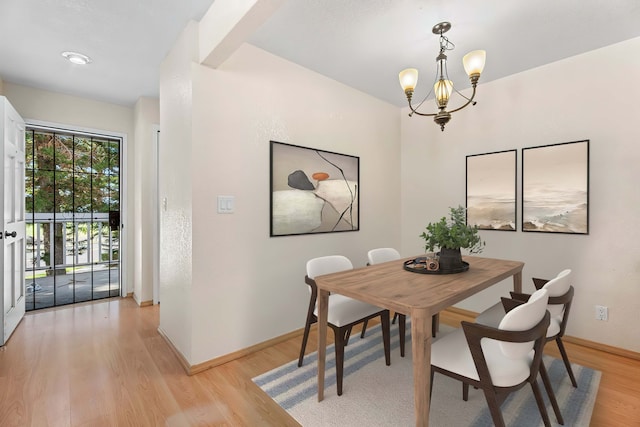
[411,311,433,427]
[513,270,522,293]
[317,289,329,401]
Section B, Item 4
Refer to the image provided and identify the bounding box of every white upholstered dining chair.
[475,269,577,387]
[298,255,391,396]
[430,288,564,427]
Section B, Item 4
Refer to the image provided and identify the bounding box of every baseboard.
[131,293,153,307]
[158,326,303,376]
[189,329,303,375]
[442,307,640,361]
[563,336,640,361]
[157,326,192,374]
[444,306,477,318]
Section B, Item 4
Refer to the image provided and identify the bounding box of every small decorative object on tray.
[404,256,470,274]
[425,253,439,271]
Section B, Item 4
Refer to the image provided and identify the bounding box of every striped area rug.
[253,323,600,426]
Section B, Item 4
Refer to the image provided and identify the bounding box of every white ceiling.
[2,0,640,107]
[0,0,215,106]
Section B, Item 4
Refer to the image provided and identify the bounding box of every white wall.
[158,21,198,362]
[133,97,160,304]
[160,37,401,364]
[3,82,137,297]
[401,37,640,352]
[4,83,134,136]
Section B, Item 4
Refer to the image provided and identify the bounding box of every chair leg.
[298,311,316,367]
[463,383,469,401]
[381,310,391,366]
[481,388,507,427]
[392,312,398,324]
[398,314,406,357]
[360,320,368,338]
[530,380,552,427]
[556,337,578,387]
[429,368,435,403]
[334,327,347,396]
[432,313,439,337]
[345,327,352,346]
[539,360,564,425]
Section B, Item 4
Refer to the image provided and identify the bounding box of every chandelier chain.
[439,34,455,53]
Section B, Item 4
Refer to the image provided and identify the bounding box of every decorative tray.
[403,257,469,275]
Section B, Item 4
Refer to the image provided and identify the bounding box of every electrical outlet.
[595,305,608,321]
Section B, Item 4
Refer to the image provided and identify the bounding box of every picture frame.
[522,140,589,234]
[270,141,359,237]
[466,149,517,231]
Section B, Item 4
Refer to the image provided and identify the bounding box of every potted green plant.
[419,205,485,272]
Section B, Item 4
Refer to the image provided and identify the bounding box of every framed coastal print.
[522,140,589,234]
[466,149,517,231]
[270,141,359,236]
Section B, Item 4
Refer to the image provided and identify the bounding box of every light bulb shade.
[434,79,453,108]
[463,50,486,77]
[399,68,419,92]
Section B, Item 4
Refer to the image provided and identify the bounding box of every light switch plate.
[217,195,235,214]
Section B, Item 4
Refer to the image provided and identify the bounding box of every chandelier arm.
[414,62,441,110]
[446,86,477,114]
[451,83,473,102]
[413,85,434,111]
[407,100,438,117]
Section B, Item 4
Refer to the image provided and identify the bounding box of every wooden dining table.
[314,255,524,427]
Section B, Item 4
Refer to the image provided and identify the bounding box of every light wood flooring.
[0,297,638,426]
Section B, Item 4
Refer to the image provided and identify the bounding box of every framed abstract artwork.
[270,141,359,236]
[522,140,589,234]
[466,149,517,231]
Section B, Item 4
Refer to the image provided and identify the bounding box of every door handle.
[4,231,17,238]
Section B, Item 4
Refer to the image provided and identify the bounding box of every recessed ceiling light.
[61,51,92,65]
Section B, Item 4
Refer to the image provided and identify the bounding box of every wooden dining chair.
[298,255,391,396]
[364,247,438,357]
[475,269,577,387]
[430,289,564,427]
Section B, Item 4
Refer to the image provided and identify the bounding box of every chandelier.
[398,22,486,131]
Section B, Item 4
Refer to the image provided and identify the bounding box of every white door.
[1,97,26,346]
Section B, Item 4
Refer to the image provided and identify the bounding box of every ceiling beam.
[199,0,286,68]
